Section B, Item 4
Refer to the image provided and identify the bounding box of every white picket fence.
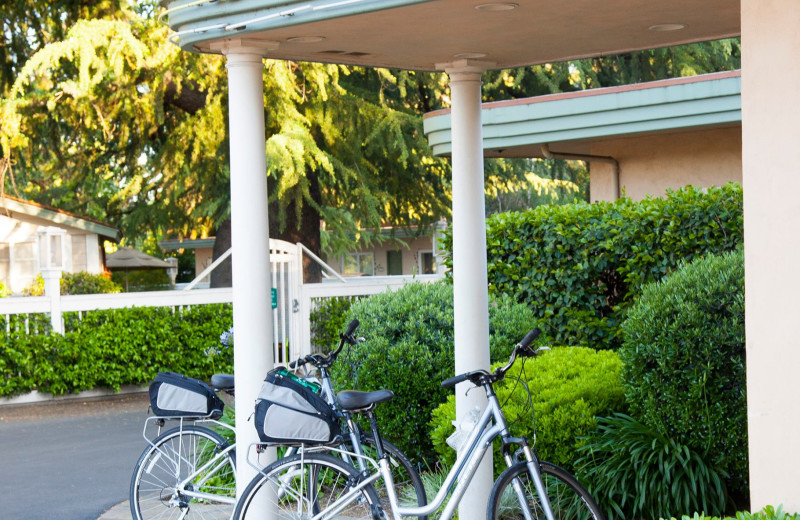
[0,240,443,363]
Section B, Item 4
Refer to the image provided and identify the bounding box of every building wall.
[589,126,742,202]
[333,234,442,276]
[0,212,105,293]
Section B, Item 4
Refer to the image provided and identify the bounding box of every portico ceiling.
[162,0,740,70]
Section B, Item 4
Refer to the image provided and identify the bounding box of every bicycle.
[232,328,605,520]
[129,319,426,520]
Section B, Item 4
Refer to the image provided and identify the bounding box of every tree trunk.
[211,171,324,287]
[210,218,232,288]
[268,171,323,284]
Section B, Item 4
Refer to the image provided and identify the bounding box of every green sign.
[271,288,278,309]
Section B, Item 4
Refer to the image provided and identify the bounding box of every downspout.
[540,143,621,200]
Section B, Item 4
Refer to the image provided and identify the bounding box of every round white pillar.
[222,43,276,496]
[445,59,493,520]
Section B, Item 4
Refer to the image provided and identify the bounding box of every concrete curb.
[98,501,130,520]
[0,385,148,408]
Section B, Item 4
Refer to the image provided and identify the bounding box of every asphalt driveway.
[0,394,150,520]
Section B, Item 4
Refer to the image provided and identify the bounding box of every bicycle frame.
[297,385,556,520]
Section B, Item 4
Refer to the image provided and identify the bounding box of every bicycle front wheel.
[488,461,603,520]
[234,452,383,520]
[130,425,236,520]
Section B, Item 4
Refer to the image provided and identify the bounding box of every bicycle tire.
[360,433,428,518]
[488,460,604,520]
[234,452,384,520]
[130,425,236,520]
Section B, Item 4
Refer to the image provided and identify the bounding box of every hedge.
[429,347,625,474]
[442,183,743,349]
[330,280,537,462]
[0,304,233,397]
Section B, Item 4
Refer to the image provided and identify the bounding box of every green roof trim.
[423,71,742,156]
[0,196,119,240]
[162,0,432,53]
[159,238,216,250]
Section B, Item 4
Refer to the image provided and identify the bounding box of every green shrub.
[620,249,747,497]
[21,271,122,296]
[0,304,233,397]
[430,346,625,474]
[310,296,359,352]
[668,506,800,520]
[577,414,729,520]
[61,271,122,294]
[331,280,536,463]
[442,184,743,349]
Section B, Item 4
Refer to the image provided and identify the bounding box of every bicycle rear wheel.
[234,452,383,520]
[488,461,603,520]
[130,424,236,520]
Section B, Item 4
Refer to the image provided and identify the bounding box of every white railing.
[298,274,443,353]
[0,240,444,363]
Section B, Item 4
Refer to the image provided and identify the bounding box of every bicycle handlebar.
[289,319,360,370]
[440,328,543,389]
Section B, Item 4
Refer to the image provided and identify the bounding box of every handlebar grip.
[441,373,471,389]
[344,319,360,337]
[289,356,306,369]
[517,328,541,349]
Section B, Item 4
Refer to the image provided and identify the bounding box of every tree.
[1,0,741,283]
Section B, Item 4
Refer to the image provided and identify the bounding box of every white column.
[441,59,493,520]
[742,0,800,510]
[217,39,278,497]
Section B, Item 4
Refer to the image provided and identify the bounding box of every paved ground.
[0,393,151,520]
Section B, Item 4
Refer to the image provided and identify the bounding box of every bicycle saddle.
[337,389,394,411]
[210,374,235,391]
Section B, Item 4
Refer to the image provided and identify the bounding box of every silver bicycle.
[232,328,605,520]
[129,320,426,520]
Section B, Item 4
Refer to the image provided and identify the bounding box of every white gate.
[268,239,303,364]
[186,239,305,365]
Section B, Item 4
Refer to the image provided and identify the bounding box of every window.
[386,250,403,275]
[418,251,436,275]
[343,252,374,276]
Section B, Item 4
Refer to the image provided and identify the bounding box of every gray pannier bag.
[149,371,224,418]
[254,367,340,445]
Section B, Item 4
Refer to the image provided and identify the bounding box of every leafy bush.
[442,184,743,349]
[620,249,747,497]
[21,271,122,295]
[430,346,625,474]
[669,506,800,520]
[61,271,122,294]
[331,280,536,463]
[0,281,8,297]
[577,414,729,520]
[0,304,233,397]
[310,296,358,352]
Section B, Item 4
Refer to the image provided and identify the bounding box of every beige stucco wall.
[742,0,800,510]
[194,246,214,282]
[589,126,742,202]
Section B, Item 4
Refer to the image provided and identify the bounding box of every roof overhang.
[423,70,742,157]
[160,0,740,71]
[0,196,120,241]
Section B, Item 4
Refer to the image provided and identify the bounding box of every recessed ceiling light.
[648,23,687,32]
[475,2,518,11]
[454,52,488,59]
[286,36,326,43]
